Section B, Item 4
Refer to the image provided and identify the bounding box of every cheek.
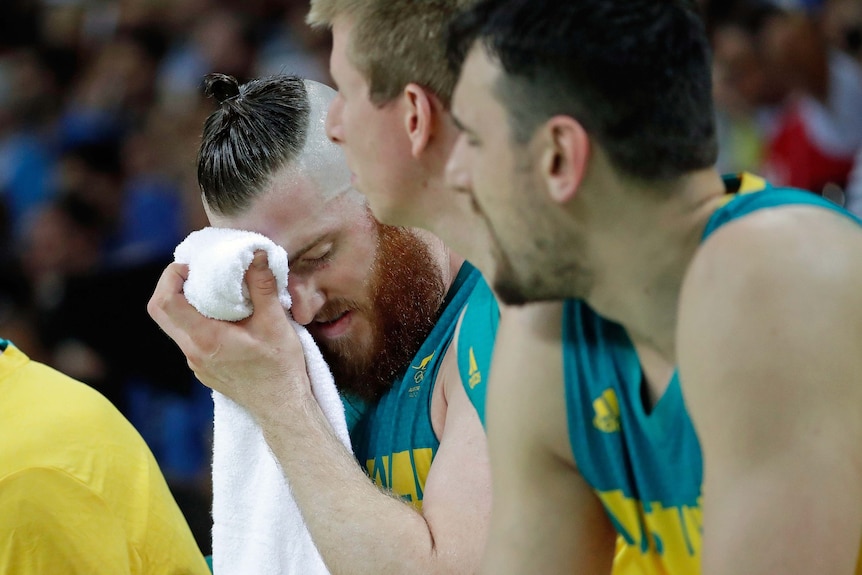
[340,267,373,298]
[342,102,356,130]
[328,251,377,300]
[344,101,371,137]
[473,153,501,193]
[475,162,522,218]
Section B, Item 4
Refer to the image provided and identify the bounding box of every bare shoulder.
[683,204,862,298]
[680,202,862,356]
[678,204,862,449]
[481,300,617,574]
[491,301,573,463]
[678,205,862,575]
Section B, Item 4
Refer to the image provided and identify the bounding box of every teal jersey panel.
[349,262,481,509]
[705,172,862,237]
[455,275,499,427]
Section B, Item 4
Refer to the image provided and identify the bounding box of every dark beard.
[484,213,529,306]
[316,224,446,402]
[491,246,528,306]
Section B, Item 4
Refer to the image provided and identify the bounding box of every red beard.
[311,223,446,402]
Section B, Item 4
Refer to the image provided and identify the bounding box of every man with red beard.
[148,73,491,575]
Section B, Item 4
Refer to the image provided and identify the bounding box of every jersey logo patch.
[411,351,435,384]
[593,388,621,433]
[468,347,482,389]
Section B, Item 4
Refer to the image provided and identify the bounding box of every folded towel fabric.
[174,227,351,575]
[174,227,292,322]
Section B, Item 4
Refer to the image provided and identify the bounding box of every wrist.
[254,373,316,427]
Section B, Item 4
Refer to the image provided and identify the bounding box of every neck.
[413,227,464,293]
[583,169,726,363]
[416,121,496,277]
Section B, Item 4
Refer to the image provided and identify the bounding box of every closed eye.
[289,238,335,272]
[306,253,331,267]
[295,249,333,271]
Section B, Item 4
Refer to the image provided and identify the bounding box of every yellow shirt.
[0,343,210,574]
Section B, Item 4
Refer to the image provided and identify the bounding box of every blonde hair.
[307,0,474,107]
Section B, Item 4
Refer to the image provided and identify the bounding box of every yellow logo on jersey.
[366,448,433,511]
[411,352,435,384]
[599,490,702,574]
[718,172,767,207]
[593,388,621,433]
[738,172,766,194]
[468,347,482,389]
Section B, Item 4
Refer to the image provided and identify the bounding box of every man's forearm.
[259,388,439,575]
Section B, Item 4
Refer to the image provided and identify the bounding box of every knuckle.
[146,295,166,317]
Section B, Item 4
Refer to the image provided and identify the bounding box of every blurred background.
[704,0,862,210]
[0,0,859,555]
[0,0,332,555]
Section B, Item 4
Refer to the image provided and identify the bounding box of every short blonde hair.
[307,0,474,107]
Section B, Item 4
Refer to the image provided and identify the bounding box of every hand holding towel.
[174,227,351,575]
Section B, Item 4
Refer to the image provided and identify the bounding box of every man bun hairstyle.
[197,73,311,216]
[205,73,242,104]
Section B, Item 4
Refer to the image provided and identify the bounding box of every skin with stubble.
[311,223,445,401]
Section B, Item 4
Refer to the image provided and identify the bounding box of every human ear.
[540,116,590,204]
[403,83,435,158]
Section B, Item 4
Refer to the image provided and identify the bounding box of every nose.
[445,133,473,195]
[326,94,345,144]
[287,276,325,326]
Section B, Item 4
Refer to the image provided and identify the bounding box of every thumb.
[246,250,281,312]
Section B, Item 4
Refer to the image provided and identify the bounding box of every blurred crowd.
[704,0,862,210]
[1,0,860,554]
[0,0,332,553]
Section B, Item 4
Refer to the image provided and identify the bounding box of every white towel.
[174,227,351,575]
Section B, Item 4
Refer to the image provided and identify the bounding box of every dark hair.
[447,0,718,182]
[197,73,310,215]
